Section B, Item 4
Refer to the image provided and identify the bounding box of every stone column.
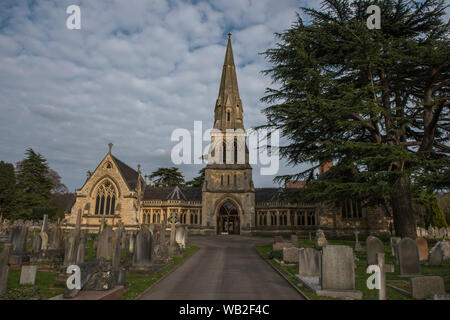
[267,211,272,226]
[287,210,292,226]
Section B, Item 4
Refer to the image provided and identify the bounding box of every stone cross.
[375,253,394,300]
[41,214,48,233]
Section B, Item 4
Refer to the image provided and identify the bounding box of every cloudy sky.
[0,0,322,191]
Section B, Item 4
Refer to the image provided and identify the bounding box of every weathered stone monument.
[130,227,153,273]
[298,247,321,277]
[175,225,188,250]
[416,237,429,261]
[0,244,12,294]
[320,245,362,299]
[354,229,362,252]
[9,223,29,265]
[428,244,444,267]
[282,247,299,264]
[398,237,421,276]
[366,235,384,266]
[96,226,116,260]
[31,234,42,254]
[315,229,328,249]
[20,265,38,285]
[411,276,445,299]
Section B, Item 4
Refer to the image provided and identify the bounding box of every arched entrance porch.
[216,201,240,235]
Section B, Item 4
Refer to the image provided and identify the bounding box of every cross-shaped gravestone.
[367,252,394,300]
[354,228,362,251]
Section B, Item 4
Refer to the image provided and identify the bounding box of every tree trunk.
[390,175,417,239]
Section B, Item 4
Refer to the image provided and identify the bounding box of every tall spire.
[214,33,244,131]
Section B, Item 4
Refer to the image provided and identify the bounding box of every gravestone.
[64,230,81,266]
[0,244,12,294]
[175,226,188,249]
[374,253,394,300]
[283,247,299,264]
[354,229,362,252]
[428,244,444,267]
[9,224,28,265]
[430,241,450,261]
[96,226,116,260]
[290,235,298,247]
[411,276,445,299]
[41,214,48,233]
[315,229,327,249]
[398,238,421,276]
[321,245,355,291]
[439,227,446,239]
[273,242,294,251]
[31,234,42,254]
[390,237,401,264]
[76,231,87,264]
[416,237,429,261]
[366,236,384,266]
[112,227,124,271]
[274,236,284,243]
[39,231,49,250]
[48,225,64,250]
[20,265,38,285]
[131,227,153,272]
[298,247,321,277]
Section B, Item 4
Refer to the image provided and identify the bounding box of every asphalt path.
[138,235,304,300]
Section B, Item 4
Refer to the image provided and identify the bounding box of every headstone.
[0,244,12,294]
[411,276,445,299]
[20,265,38,285]
[428,244,444,267]
[76,231,87,264]
[283,247,299,264]
[131,227,153,270]
[48,225,64,250]
[112,227,124,271]
[31,234,42,254]
[366,236,384,266]
[41,214,48,233]
[63,230,81,266]
[175,226,188,249]
[290,234,298,247]
[416,237,429,261]
[439,227,446,239]
[390,237,401,262]
[298,248,321,277]
[398,238,421,276]
[39,231,49,250]
[315,229,327,249]
[430,241,450,261]
[321,245,355,290]
[9,224,28,264]
[169,214,178,256]
[273,242,294,251]
[354,229,362,251]
[96,226,116,260]
[274,236,284,243]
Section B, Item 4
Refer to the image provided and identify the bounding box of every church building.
[65,35,391,236]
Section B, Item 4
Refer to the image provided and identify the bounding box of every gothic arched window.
[94,181,117,216]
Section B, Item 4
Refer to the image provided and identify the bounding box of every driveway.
[138,235,304,300]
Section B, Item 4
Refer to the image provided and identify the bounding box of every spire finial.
[108,142,113,154]
[137,164,141,173]
[227,32,232,39]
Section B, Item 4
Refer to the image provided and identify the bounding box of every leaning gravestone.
[430,241,450,261]
[321,245,361,298]
[366,236,384,266]
[411,276,445,299]
[96,226,116,260]
[63,230,82,266]
[39,231,49,250]
[20,265,38,285]
[175,226,187,250]
[48,225,64,250]
[298,248,321,277]
[283,247,299,264]
[416,237,429,261]
[0,244,12,294]
[398,238,421,276]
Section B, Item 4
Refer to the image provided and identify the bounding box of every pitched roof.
[255,188,299,203]
[111,155,139,190]
[143,186,202,202]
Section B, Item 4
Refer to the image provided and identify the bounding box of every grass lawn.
[122,245,199,300]
[255,237,450,300]
[0,268,64,300]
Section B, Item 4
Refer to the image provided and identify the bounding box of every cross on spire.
[108,142,113,154]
